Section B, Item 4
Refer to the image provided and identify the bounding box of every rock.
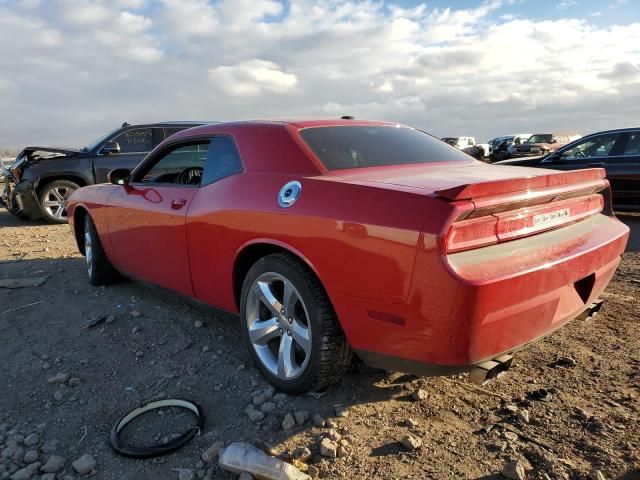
[105,315,115,324]
[502,459,526,480]
[23,450,38,463]
[400,434,422,451]
[556,356,577,367]
[405,418,418,427]
[46,373,69,384]
[202,345,210,352]
[294,410,309,425]
[260,402,276,413]
[327,429,341,442]
[238,473,254,480]
[333,405,349,418]
[42,362,51,370]
[273,392,287,402]
[41,440,59,453]
[312,414,325,427]
[325,419,338,429]
[72,453,96,474]
[245,406,265,423]
[1,443,24,461]
[505,405,518,413]
[131,326,141,334]
[412,389,428,401]
[41,455,66,473]
[130,310,142,318]
[307,465,319,477]
[10,462,40,480]
[517,410,530,424]
[23,434,39,447]
[40,474,56,480]
[292,447,312,463]
[282,413,296,430]
[320,438,338,458]
[504,431,519,442]
[53,391,64,401]
[589,470,606,480]
[194,320,203,328]
[178,469,194,480]
[201,441,225,463]
[68,377,81,386]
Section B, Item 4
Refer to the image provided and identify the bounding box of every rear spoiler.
[435,168,607,201]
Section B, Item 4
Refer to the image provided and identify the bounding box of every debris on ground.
[219,442,310,480]
[0,276,48,289]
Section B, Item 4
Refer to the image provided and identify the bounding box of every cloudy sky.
[0,0,638,148]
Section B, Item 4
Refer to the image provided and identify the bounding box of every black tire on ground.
[38,179,79,224]
[240,253,352,393]
[84,214,120,286]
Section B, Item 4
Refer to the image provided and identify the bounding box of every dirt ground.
[0,209,638,480]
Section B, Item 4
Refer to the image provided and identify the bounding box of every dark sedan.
[497,128,640,211]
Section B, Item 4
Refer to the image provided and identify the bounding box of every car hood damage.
[16,146,79,162]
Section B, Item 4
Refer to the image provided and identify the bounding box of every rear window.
[299,126,469,170]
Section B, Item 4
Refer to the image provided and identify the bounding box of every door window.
[201,136,243,186]
[622,133,640,156]
[560,133,618,160]
[135,141,210,185]
[111,128,154,154]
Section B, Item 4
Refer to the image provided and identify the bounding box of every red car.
[67,119,629,393]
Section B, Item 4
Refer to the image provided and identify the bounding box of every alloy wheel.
[84,227,93,277]
[245,272,312,380]
[42,185,75,221]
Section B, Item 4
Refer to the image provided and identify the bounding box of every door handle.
[171,198,187,209]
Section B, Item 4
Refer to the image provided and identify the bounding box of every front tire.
[240,253,352,393]
[39,180,79,224]
[84,215,120,286]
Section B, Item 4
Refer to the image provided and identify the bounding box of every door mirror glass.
[108,168,131,185]
[101,141,121,155]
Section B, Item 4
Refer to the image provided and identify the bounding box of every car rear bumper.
[3,179,43,220]
[336,214,629,374]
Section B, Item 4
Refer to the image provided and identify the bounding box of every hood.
[19,146,80,159]
[323,160,562,194]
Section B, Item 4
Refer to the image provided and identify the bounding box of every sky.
[0,0,639,148]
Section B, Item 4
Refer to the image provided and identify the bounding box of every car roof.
[121,121,216,128]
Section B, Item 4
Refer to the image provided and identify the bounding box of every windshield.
[526,134,553,144]
[81,127,121,152]
[300,126,470,170]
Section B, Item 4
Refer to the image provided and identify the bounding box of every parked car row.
[441,136,489,160]
[487,131,582,162]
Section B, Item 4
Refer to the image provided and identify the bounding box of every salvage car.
[488,134,531,161]
[67,118,629,393]
[511,132,581,158]
[497,128,640,210]
[442,136,488,160]
[2,121,205,223]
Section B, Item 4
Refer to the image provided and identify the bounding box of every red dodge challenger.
[67,119,629,393]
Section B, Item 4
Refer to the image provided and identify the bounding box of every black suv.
[1,121,205,223]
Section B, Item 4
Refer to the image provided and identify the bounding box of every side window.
[135,141,210,185]
[201,136,243,186]
[622,133,640,156]
[163,127,187,141]
[111,128,153,154]
[561,134,618,160]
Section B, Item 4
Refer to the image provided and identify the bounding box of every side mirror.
[101,141,121,155]
[107,168,131,185]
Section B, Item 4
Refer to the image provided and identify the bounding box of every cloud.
[0,0,639,148]
[208,59,298,96]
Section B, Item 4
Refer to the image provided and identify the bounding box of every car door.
[93,127,164,183]
[541,132,620,173]
[603,130,640,208]
[105,139,211,296]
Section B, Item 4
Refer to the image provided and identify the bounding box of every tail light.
[445,194,604,254]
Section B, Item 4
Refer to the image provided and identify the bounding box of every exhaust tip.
[469,355,513,385]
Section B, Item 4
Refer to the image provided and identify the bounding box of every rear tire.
[84,215,120,286]
[240,253,352,393]
[38,180,79,224]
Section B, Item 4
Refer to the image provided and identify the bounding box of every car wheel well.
[73,207,89,255]
[233,244,313,310]
[37,176,86,195]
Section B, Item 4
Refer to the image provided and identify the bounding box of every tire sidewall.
[39,180,79,224]
[240,256,324,393]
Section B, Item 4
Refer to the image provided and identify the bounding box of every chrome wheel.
[84,227,93,277]
[245,272,312,380]
[42,185,75,221]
